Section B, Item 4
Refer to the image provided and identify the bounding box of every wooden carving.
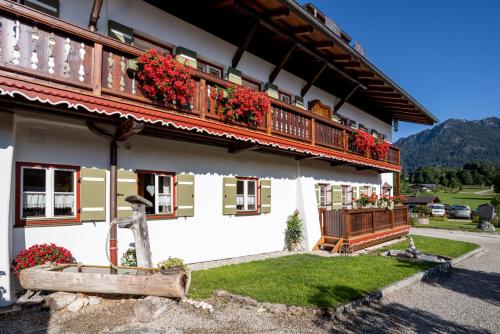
[309,100,332,120]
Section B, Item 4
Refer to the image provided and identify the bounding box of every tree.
[458,170,473,185]
[494,172,500,194]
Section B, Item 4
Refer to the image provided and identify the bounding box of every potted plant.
[372,138,390,160]
[350,130,375,155]
[211,85,270,128]
[135,49,196,108]
[393,195,406,206]
[13,243,74,276]
[355,193,378,208]
[378,195,395,210]
[412,205,431,224]
[285,210,303,251]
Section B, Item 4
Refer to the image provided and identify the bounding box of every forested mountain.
[395,117,500,171]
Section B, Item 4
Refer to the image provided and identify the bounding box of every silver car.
[452,205,471,219]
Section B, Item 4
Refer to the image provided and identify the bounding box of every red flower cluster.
[393,195,406,205]
[351,130,375,154]
[13,243,73,275]
[373,139,390,160]
[136,49,195,106]
[211,85,270,128]
[355,193,378,206]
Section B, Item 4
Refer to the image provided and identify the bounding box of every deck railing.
[320,206,408,239]
[0,3,400,166]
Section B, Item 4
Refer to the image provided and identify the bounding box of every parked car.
[451,205,471,219]
[427,203,446,217]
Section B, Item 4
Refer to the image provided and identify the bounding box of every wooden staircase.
[313,236,344,254]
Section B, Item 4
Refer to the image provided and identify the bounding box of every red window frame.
[235,176,260,215]
[197,59,223,78]
[278,91,292,104]
[137,170,177,220]
[15,162,81,227]
[241,77,261,91]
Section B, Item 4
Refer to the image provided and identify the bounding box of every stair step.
[321,243,337,248]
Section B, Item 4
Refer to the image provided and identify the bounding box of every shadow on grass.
[423,267,500,307]
[308,285,365,310]
[329,302,489,334]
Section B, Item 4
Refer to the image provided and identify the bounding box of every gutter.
[284,0,439,124]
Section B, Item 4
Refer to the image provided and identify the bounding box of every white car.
[428,204,446,217]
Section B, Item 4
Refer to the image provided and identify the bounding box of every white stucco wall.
[57,0,393,139]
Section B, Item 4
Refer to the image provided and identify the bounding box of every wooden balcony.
[0,2,400,170]
[317,206,410,252]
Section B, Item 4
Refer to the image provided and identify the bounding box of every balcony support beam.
[232,19,260,68]
[88,0,103,32]
[334,84,360,112]
[228,144,260,154]
[301,62,327,97]
[269,43,296,83]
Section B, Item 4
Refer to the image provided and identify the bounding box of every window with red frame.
[236,178,257,212]
[242,77,261,91]
[278,91,292,104]
[19,164,77,221]
[196,59,222,78]
[138,171,175,216]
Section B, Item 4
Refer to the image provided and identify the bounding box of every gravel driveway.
[1,228,498,333]
[333,228,500,333]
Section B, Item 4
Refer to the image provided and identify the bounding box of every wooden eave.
[144,0,437,125]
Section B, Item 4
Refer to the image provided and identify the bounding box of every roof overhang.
[144,0,437,125]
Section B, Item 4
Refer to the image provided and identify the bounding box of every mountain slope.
[395,117,500,170]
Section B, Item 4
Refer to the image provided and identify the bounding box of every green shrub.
[158,257,189,272]
[471,211,481,226]
[285,210,303,250]
[120,248,137,267]
[413,205,431,217]
[491,195,500,214]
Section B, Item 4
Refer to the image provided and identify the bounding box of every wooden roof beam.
[334,84,360,112]
[313,40,335,50]
[232,19,260,68]
[331,54,352,62]
[292,25,314,36]
[301,62,327,97]
[341,61,361,69]
[364,80,386,86]
[366,93,402,99]
[269,42,296,83]
[366,87,394,92]
[264,7,290,19]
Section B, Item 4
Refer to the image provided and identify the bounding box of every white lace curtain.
[23,193,46,209]
[158,194,171,206]
[54,193,74,209]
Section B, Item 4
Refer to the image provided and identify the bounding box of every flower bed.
[13,243,73,275]
[211,85,270,128]
[136,49,195,107]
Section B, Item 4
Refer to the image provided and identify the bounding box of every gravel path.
[333,228,500,333]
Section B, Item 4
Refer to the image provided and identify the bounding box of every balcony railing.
[0,3,400,167]
[320,206,409,239]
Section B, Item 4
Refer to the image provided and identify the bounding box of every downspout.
[88,0,103,32]
[109,139,118,272]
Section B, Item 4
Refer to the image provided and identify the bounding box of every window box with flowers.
[211,85,270,128]
[135,49,196,109]
[350,130,375,155]
[354,193,378,209]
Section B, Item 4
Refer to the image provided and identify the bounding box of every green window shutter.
[117,170,137,218]
[108,20,134,45]
[222,177,237,215]
[176,174,194,217]
[332,185,342,209]
[315,184,320,205]
[80,167,106,221]
[372,186,377,195]
[352,186,359,202]
[260,179,271,214]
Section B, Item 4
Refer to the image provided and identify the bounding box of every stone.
[67,298,84,313]
[481,221,495,232]
[134,299,155,323]
[267,303,288,314]
[80,297,89,308]
[288,305,303,315]
[88,296,101,305]
[42,292,76,311]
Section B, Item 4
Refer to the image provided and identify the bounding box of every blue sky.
[304,0,500,140]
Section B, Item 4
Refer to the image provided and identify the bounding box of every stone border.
[332,245,484,319]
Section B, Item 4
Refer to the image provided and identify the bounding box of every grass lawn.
[413,219,498,232]
[188,236,479,309]
[428,191,493,210]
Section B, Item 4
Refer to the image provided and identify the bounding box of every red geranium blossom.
[136,49,195,107]
[13,244,74,276]
[351,130,375,154]
[211,85,270,128]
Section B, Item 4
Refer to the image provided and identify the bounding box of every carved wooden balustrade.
[0,3,400,167]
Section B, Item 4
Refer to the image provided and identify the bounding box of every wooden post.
[395,172,401,196]
[199,79,207,119]
[109,140,118,274]
[266,104,272,135]
[391,210,395,229]
[92,43,103,96]
[115,195,153,273]
[372,211,375,233]
[310,118,316,145]
[342,130,347,152]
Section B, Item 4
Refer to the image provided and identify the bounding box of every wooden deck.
[316,206,410,252]
[0,3,400,171]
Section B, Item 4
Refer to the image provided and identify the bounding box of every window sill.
[16,218,82,227]
[146,214,176,220]
[235,211,260,216]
